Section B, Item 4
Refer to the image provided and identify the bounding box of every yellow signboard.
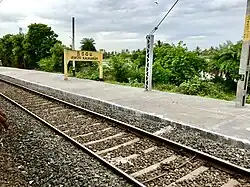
[65,50,102,62]
[64,49,103,81]
[243,15,250,41]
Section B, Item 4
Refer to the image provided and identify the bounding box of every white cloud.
[0,0,247,51]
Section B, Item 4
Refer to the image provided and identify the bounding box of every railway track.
[1,79,250,187]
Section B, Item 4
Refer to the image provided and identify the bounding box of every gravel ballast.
[0,96,134,187]
[102,138,156,159]
[117,147,175,174]
[1,80,250,170]
[89,105,250,169]
[139,159,203,186]
[1,81,250,186]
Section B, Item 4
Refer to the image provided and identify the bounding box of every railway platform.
[0,67,250,144]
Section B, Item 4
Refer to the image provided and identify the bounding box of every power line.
[150,0,180,35]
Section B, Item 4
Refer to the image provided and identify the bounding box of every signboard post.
[63,49,103,81]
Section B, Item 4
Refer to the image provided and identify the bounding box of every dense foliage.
[0,23,244,101]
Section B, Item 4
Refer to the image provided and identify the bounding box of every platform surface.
[1,67,250,142]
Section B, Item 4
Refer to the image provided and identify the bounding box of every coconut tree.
[80,38,96,51]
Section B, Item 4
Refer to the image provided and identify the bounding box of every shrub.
[108,56,131,83]
[75,62,99,80]
[38,57,54,72]
[153,84,178,92]
[177,76,220,96]
[176,76,235,101]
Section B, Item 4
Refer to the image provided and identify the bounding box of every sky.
[0,0,247,52]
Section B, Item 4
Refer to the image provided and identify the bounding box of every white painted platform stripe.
[83,132,125,146]
[72,127,113,138]
[221,179,240,187]
[130,155,177,177]
[110,146,157,164]
[96,138,140,154]
[167,166,208,187]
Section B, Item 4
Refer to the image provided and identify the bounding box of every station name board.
[65,49,102,62]
[244,15,250,41]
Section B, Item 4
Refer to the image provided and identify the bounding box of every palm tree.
[80,38,96,51]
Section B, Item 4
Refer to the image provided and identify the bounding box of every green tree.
[23,23,59,69]
[38,42,65,72]
[109,55,132,82]
[38,58,54,72]
[12,34,25,68]
[0,23,245,101]
[51,42,65,72]
[213,41,241,81]
[0,34,14,67]
[80,38,96,51]
[153,41,204,85]
[201,40,242,90]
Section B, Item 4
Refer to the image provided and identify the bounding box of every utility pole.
[19,27,23,34]
[145,35,154,91]
[144,0,179,91]
[236,0,250,107]
[72,17,76,77]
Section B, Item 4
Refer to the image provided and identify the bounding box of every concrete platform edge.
[0,73,249,150]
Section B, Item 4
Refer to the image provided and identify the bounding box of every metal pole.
[144,1,179,92]
[19,27,22,34]
[236,0,250,107]
[72,17,76,77]
[145,35,154,91]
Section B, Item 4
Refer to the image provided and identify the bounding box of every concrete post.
[236,0,250,107]
[145,35,154,91]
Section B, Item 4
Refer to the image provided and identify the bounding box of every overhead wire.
[150,0,180,35]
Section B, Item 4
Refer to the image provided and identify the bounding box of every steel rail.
[1,78,250,180]
[0,92,146,187]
